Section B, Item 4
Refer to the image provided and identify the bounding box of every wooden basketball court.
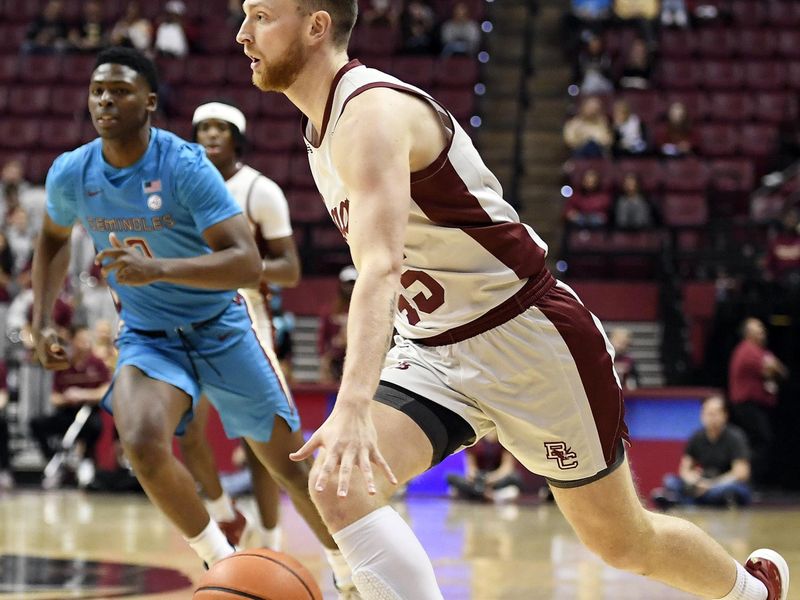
[0,490,797,599]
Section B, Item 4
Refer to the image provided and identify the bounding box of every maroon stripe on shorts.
[536,284,629,465]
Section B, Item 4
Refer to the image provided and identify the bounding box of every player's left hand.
[290,403,398,497]
[96,233,163,286]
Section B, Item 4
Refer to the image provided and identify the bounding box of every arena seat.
[156,57,186,85]
[260,93,299,118]
[619,90,663,125]
[49,85,87,118]
[433,88,474,120]
[0,54,18,83]
[702,60,745,90]
[730,0,767,25]
[350,25,400,56]
[248,152,291,188]
[39,118,82,150]
[697,123,739,157]
[391,56,436,89]
[663,159,710,192]
[662,193,709,227]
[664,90,708,120]
[218,86,261,119]
[659,29,695,58]
[567,159,614,190]
[744,60,787,91]
[19,53,62,83]
[736,29,777,59]
[707,92,754,122]
[289,154,316,189]
[287,189,328,224]
[613,159,663,193]
[250,119,301,152]
[8,85,51,116]
[659,60,701,89]
[186,56,228,86]
[696,28,736,59]
[739,124,778,158]
[710,159,755,194]
[0,119,41,150]
[61,54,98,84]
[175,86,220,116]
[225,56,254,86]
[754,91,797,124]
[766,1,800,27]
[777,30,800,58]
[435,56,480,88]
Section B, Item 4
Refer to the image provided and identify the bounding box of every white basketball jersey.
[304,60,550,344]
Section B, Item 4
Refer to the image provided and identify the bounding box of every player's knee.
[118,429,170,477]
[580,521,654,575]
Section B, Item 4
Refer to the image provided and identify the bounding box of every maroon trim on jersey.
[302,59,363,149]
[418,269,555,346]
[536,284,630,466]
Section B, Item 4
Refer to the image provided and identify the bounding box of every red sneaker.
[745,549,789,600]
[218,508,247,547]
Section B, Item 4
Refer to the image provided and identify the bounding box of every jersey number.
[398,270,445,326]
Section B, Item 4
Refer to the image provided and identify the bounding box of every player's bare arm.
[291,88,447,496]
[31,213,74,370]
[261,235,301,287]
[96,213,261,289]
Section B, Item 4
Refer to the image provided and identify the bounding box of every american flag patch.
[143,179,162,193]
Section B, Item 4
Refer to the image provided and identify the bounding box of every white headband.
[192,102,247,134]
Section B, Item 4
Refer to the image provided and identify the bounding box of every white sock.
[205,492,236,522]
[332,506,443,600]
[717,561,768,600]
[324,547,353,589]
[186,519,235,566]
[261,525,282,551]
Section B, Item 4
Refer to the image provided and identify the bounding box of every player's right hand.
[32,327,69,371]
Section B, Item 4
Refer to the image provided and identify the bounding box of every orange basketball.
[193,548,323,600]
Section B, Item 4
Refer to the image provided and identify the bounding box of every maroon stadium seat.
[744,61,787,91]
[186,57,227,86]
[433,89,474,120]
[696,28,736,59]
[203,23,240,55]
[664,91,709,120]
[730,0,767,25]
[619,90,663,125]
[777,30,800,59]
[289,154,316,189]
[0,87,6,113]
[62,54,98,84]
[707,92,754,122]
[663,159,710,192]
[739,124,778,158]
[702,60,744,90]
[225,56,254,86]
[156,57,186,85]
[753,92,798,124]
[0,23,29,52]
[391,56,436,89]
[751,193,788,223]
[39,118,82,150]
[8,85,51,116]
[710,158,755,193]
[0,55,17,83]
[248,153,291,188]
[18,54,62,83]
[659,29,695,59]
[287,189,328,223]
[736,29,777,59]
[659,60,702,89]
[662,193,708,227]
[261,93,299,118]
[49,85,88,118]
[697,123,739,156]
[788,61,800,90]
[436,56,480,88]
[613,159,663,193]
[218,87,261,120]
[766,2,800,27]
[176,86,221,116]
[26,150,61,183]
[0,119,41,150]
[250,120,302,152]
[350,26,399,57]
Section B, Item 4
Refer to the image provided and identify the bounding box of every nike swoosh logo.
[87,189,101,197]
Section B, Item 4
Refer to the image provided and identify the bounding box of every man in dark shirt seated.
[652,395,752,509]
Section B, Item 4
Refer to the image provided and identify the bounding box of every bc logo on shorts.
[544,441,579,470]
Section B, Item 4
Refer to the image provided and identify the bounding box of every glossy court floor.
[0,491,798,599]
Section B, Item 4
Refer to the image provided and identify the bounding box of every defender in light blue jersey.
[31,47,340,573]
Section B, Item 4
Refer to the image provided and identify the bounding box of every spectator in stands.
[661,0,689,27]
[269,287,295,382]
[109,2,153,53]
[564,96,613,158]
[729,318,788,485]
[319,266,357,383]
[154,0,189,58]
[30,325,109,489]
[564,168,612,227]
[659,101,695,157]
[610,327,640,389]
[22,0,70,54]
[652,395,752,509]
[562,1,612,59]
[6,207,35,276]
[0,362,12,491]
[612,99,648,156]
[614,173,655,229]
[92,319,117,371]
[765,206,800,285]
[576,34,614,95]
[363,0,400,28]
[0,232,15,303]
[1,159,46,230]
[79,264,119,331]
[440,2,481,58]
[446,430,522,503]
[617,37,653,90]
[69,0,107,53]
[400,0,438,54]
[613,0,658,47]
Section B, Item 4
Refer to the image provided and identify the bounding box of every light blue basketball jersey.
[46,128,242,330]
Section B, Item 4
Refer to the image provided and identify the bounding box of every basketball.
[193,549,322,600]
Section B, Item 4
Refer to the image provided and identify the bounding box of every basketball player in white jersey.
[237,2,788,599]
[185,101,358,596]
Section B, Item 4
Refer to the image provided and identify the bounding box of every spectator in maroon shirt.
[728,318,788,485]
[658,102,695,157]
[30,326,109,489]
[765,207,800,285]
[446,430,522,503]
[564,168,612,227]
